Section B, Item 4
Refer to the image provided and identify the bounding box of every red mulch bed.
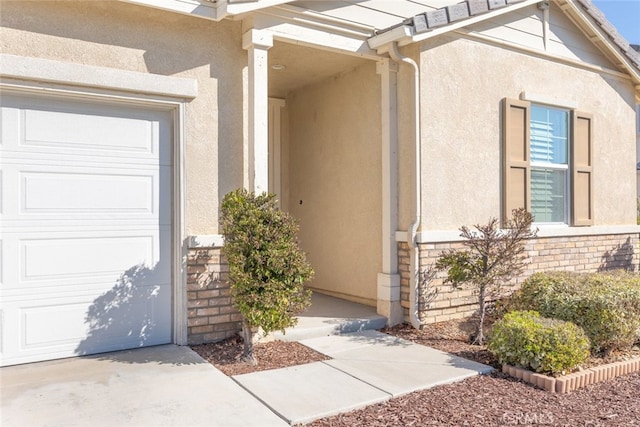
[191,319,640,426]
[308,371,640,426]
[190,334,329,376]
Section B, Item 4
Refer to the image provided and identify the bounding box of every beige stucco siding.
[471,3,617,70]
[416,35,637,230]
[285,61,382,306]
[0,0,246,235]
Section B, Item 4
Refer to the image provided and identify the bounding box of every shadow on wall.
[598,237,635,272]
[74,264,194,365]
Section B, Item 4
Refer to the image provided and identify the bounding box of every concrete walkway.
[234,330,493,425]
[1,332,492,426]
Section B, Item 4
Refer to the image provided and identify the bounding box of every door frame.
[269,97,285,206]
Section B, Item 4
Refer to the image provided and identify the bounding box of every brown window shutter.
[571,111,594,226]
[503,98,531,223]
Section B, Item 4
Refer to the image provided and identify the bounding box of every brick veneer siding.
[399,233,639,325]
[187,247,242,344]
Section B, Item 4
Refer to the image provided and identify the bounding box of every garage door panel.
[23,107,155,154]
[0,242,3,286]
[1,261,172,365]
[22,171,154,214]
[1,95,172,165]
[0,282,171,365]
[1,161,169,223]
[21,301,91,350]
[21,285,171,350]
[1,226,171,290]
[21,236,156,283]
[0,169,4,215]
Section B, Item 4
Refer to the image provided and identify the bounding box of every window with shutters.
[503,98,593,226]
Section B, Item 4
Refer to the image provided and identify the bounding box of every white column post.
[376,58,403,325]
[243,29,273,194]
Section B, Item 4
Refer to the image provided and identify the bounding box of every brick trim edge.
[502,357,640,393]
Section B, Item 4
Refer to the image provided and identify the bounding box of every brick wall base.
[187,248,241,345]
[399,233,639,325]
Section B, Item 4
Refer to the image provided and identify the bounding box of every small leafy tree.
[221,189,313,365]
[435,208,537,344]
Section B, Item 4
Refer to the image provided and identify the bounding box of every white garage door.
[0,92,173,366]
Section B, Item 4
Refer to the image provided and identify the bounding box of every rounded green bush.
[487,310,590,375]
[507,271,640,353]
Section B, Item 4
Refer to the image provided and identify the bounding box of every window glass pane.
[530,105,568,164]
[531,168,566,222]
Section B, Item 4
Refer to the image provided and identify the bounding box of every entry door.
[0,92,172,366]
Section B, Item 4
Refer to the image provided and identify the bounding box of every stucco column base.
[377,273,403,325]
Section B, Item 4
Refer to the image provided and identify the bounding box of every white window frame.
[529,103,571,226]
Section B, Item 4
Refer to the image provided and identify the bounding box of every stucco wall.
[285,61,382,306]
[416,35,637,230]
[0,0,246,235]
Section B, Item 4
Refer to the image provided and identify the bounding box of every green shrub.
[488,311,590,375]
[221,189,313,364]
[508,271,640,353]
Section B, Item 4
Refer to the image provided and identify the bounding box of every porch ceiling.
[268,41,370,98]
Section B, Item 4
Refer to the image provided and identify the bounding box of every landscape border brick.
[502,357,640,393]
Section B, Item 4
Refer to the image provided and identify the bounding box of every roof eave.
[120,0,223,20]
[368,0,640,100]
[368,0,540,51]
[223,0,295,17]
[561,0,640,100]
[119,0,295,21]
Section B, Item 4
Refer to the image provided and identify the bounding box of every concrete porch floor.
[271,292,388,342]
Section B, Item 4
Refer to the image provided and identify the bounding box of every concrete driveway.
[0,345,287,427]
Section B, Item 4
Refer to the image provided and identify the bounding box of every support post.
[243,29,273,194]
[376,58,403,325]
